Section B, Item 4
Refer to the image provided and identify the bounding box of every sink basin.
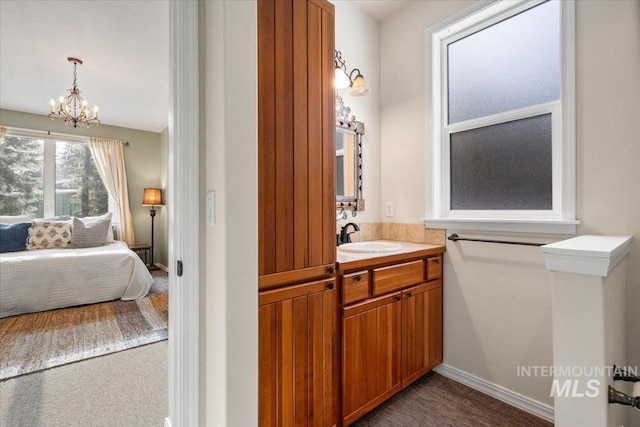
[338,241,402,254]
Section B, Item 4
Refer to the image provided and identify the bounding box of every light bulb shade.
[143,188,163,206]
[334,67,351,90]
[349,75,371,97]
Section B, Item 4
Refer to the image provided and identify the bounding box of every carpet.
[0,273,168,381]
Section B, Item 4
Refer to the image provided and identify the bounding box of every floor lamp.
[143,188,163,271]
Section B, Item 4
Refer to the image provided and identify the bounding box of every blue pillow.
[0,222,31,253]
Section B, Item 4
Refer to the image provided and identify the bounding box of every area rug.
[0,279,168,381]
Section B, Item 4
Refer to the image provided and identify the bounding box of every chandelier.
[49,57,100,128]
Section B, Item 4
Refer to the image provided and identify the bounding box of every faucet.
[339,223,360,245]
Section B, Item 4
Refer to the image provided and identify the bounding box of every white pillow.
[0,213,35,224]
[69,217,111,248]
[79,212,114,241]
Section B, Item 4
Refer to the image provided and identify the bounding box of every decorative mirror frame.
[336,95,365,212]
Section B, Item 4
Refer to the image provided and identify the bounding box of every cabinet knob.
[327,266,335,274]
[355,275,361,282]
[407,292,412,297]
[433,258,439,264]
[395,296,401,302]
[328,282,334,290]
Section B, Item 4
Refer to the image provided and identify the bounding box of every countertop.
[337,240,445,271]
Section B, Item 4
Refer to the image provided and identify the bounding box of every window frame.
[3,127,114,218]
[425,0,577,234]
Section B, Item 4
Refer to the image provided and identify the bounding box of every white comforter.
[0,241,153,318]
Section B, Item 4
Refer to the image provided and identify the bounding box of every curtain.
[88,137,136,245]
[0,126,7,144]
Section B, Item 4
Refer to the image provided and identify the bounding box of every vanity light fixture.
[334,50,371,96]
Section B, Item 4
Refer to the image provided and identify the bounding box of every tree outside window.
[0,135,108,217]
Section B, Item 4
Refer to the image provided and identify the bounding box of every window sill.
[423,218,580,235]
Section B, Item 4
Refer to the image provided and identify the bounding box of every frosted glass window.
[448,1,560,124]
[450,114,552,210]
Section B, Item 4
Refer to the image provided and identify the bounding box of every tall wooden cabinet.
[259,279,339,426]
[258,0,337,425]
[258,0,335,277]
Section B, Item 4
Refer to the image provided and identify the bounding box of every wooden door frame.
[166,1,200,426]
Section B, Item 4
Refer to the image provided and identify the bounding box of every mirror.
[336,95,364,211]
[336,128,357,197]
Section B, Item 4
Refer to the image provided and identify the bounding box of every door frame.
[166,1,200,426]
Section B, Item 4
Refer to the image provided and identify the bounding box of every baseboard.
[433,364,554,423]
[164,417,171,427]
[155,263,169,273]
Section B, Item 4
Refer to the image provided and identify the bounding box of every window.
[0,133,109,218]
[426,0,577,234]
[55,141,108,217]
[0,136,44,216]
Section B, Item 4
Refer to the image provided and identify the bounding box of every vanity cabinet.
[258,0,337,424]
[259,278,339,426]
[339,251,444,425]
[342,293,402,425]
[401,280,443,384]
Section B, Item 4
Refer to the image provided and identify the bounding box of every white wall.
[333,1,381,228]
[576,1,640,393]
[156,127,168,267]
[381,0,640,413]
[203,0,258,426]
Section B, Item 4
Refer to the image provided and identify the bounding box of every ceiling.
[0,1,169,133]
[350,0,410,21]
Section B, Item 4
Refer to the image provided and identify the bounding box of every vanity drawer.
[343,271,370,305]
[372,260,425,296]
[426,255,443,280]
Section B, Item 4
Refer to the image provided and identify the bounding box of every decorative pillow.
[0,213,35,225]
[69,217,111,249]
[27,220,72,250]
[79,212,114,242]
[0,223,30,253]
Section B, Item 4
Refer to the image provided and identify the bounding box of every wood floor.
[352,372,553,427]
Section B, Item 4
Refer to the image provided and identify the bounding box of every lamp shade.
[349,75,371,97]
[143,188,163,206]
[334,67,351,90]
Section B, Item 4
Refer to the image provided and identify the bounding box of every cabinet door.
[342,293,402,425]
[401,280,443,386]
[258,0,335,276]
[259,278,338,426]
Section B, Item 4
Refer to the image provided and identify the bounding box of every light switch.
[207,191,215,225]
[384,202,394,217]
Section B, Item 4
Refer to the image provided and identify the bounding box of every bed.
[0,241,153,318]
